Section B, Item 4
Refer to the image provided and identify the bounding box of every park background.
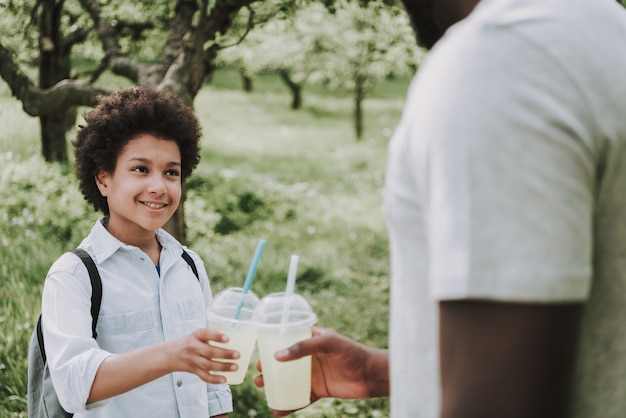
[0,1,421,416]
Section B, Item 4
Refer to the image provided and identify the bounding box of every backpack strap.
[35,316,47,363]
[36,248,102,365]
[180,249,200,281]
[72,248,102,340]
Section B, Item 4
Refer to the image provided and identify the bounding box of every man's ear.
[95,171,110,197]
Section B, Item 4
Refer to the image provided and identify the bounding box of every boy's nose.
[148,175,167,194]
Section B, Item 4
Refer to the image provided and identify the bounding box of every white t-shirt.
[384,0,626,416]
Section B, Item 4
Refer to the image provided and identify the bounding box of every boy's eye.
[133,166,148,173]
[165,169,181,177]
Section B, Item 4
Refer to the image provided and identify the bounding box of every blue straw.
[233,238,266,321]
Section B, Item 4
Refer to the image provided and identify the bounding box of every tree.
[311,0,423,139]
[217,4,326,110]
[38,0,94,162]
[0,0,106,162]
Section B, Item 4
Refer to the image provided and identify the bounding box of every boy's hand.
[167,328,240,384]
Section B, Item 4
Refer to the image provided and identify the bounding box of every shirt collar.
[81,217,184,264]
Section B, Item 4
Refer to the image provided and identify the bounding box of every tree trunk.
[155,0,254,242]
[277,69,302,110]
[291,84,302,110]
[41,112,74,161]
[39,0,76,162]
[242,72,253,92]
[164,184,188,244]
[354,80,364,140]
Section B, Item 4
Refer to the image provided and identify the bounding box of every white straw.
[281,254,299,326]
[285,255,298,297]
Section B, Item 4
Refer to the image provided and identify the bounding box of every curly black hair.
[73,87,201,215]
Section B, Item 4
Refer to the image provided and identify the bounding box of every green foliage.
[187,176,274,236]
[0,157,94,417]
[0,157,93,247]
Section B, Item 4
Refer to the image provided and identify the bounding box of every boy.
[41,87,235,417]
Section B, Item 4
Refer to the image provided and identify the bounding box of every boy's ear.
[95,171,110,197]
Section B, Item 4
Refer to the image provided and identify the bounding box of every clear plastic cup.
[207,287,259,384]
[254,292,317,410]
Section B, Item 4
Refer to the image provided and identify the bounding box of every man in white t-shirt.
[255,1,626,417]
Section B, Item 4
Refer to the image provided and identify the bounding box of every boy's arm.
[438,300,581,418]
[87,328,237,403]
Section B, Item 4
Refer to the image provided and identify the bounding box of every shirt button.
[177,380,183,387]
[140,257,145,261]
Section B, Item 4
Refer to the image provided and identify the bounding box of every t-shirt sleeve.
[413,27,596,302]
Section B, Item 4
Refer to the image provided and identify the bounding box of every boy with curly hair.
[41,87,234,417]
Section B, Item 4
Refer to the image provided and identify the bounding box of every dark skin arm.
[438,300,582,418]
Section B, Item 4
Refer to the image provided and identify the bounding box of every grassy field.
[0,69,409,417]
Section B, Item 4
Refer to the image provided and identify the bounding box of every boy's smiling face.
[96,134,182,245]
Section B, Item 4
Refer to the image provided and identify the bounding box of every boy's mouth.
[141,201,169,209]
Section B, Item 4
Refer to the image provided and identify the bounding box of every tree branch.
[150,0,198,84]
[0,41,107,117]
[216,5,256,50]
[63,26,92,50]
[0,42,32,104]
[28,79,108,115]
[79,0,144,83]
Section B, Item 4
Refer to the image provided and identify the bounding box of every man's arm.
[438,300,581,418]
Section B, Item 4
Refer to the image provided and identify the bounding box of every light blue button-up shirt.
[41,219,232,417]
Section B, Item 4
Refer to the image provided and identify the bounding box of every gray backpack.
[27,248,199,417]
[27,248,100,418]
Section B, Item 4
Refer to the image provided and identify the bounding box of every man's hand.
[254,327,389,416]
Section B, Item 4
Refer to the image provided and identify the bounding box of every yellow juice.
[210,324,257,385]
[257,327,312,410]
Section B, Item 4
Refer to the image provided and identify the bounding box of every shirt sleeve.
[206,383,233,416]
[41,252,113,413]
[412,26,596,302]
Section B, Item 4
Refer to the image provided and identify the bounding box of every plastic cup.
[254,292,317,410]
[207,287,259,385]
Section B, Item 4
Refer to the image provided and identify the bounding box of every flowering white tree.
[217,3,328,109]
[311,0,424,139]
[218,0,423,138]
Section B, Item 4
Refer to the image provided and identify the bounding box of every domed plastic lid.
[209,287,259,322]
[253,292,317,329]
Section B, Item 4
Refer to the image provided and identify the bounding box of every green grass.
[0,69,409,417]
[0,84,40,161]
